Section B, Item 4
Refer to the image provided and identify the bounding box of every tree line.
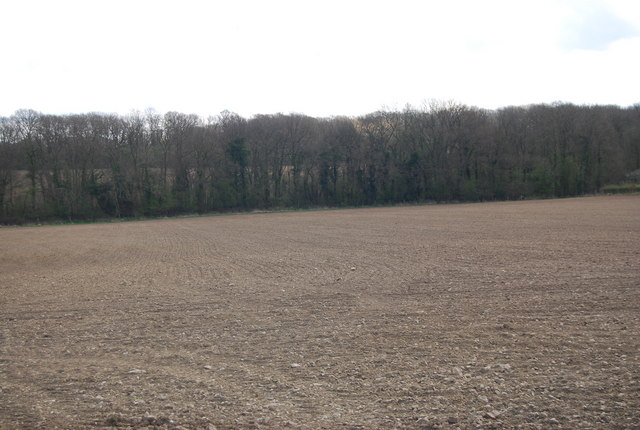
[1,102,638,223]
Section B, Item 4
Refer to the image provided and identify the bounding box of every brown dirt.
[1,195,639,429]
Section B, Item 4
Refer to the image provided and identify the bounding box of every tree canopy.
[1,102,638,223]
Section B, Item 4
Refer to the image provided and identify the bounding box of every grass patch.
[601,184,640,194]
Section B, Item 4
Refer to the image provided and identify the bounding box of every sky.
[1,0,639,118]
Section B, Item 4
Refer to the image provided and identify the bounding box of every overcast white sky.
[1,0,639,118]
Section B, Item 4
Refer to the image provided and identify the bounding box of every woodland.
[0,102,638,223]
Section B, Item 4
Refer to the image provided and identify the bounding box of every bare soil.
[1,195,639,429]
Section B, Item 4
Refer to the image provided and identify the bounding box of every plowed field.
[1,195,639,429]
